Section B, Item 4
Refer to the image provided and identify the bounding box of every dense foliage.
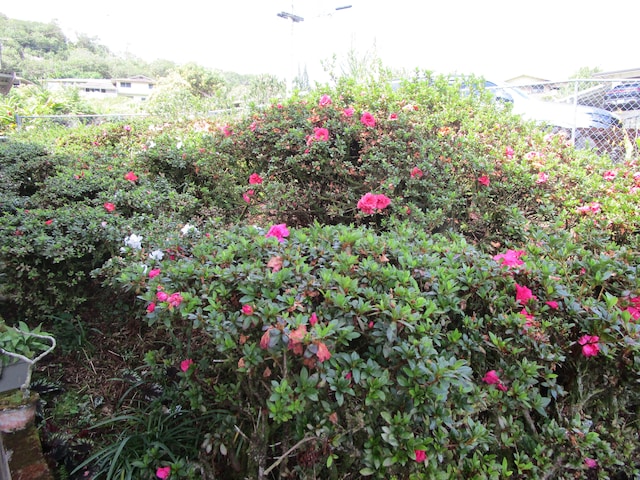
[0,75,639,479]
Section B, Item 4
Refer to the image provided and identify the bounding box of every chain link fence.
[500,79,640,162]
[10,79,640,162]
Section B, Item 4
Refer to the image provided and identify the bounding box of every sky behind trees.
[2,0,639,83]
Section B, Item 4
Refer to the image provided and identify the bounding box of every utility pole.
[276,5,352,94]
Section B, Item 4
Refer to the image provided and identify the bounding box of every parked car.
[481,80,623,130]
[603,82,640,111]
[391,76,624,158]
[485,81,624,159]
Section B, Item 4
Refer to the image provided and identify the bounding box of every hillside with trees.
[0,13,286,118]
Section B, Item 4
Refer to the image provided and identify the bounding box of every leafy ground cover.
[1,74,639,479]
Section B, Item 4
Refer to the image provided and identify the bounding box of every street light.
[277,12,304,23]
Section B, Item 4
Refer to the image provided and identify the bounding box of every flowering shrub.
[106,220,640,479]
[1,75,639,479]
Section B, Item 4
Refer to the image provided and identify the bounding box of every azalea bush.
[0,74,639,479]
[102,220,640,479]
[0,138,201,319]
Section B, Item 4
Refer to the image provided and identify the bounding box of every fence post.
[14,114,21,130]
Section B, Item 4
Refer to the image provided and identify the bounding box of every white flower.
[124,234,143,250]
[180,223,198,236]
[148,140,156,148]
[149,249,164,261]
[176,141,183,149]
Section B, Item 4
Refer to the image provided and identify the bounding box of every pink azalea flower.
[249,121,258,132]
[288,324,307,355]
[243,189,255,203]
[168,293,183,308]
[515,284,536,305]
[316,342,331,362]
[415,450,427,462]
[156,291,169,302]
[625,304,640,321]
[577,202,601,214]
[520,307,534,324]
[578,335,600,357]
[493,249,525,267]
[265,223,290,242]
[603,170,616,181]
[545,300,559,309]
[242,304,254,315]
[360,111,376,127]
[343,107,355,117]
[156,466,171,479]
[524,151,540,160]
[482,370,508,391]
[221,125,232,137]
[388,113,398,121]
[313,127,329,142]
[104,202,116,212]
[123,125,131,132]
[478,175,490,186]
[309,312,318,326]
[411,167,424,178]
[318,94,332,107]
[260,328,272,349]
[504,146,514,159]
[249,173,263,185]
[148,269,161,279]
[584,458,598,469]
[536,172,549,184]
[357,193,391,214]
[124,171,138,182]
[147,302,156,313]
[45,219,54,225]
[180,358,194,372]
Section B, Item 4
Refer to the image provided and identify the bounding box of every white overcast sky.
[2,0,639,84]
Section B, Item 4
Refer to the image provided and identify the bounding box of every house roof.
[504,75,551,85]
[113,75,155,83]
[592,68,640,79]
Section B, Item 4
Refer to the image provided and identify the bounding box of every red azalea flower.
[104,202,116,212]
[124,171,138,182]
[515,284,536,304]
[249,173,263,185]
[415,450,427,462]
[242,304,254,315]
[156,466,171,479]
[357,193,391,214]
[411,167,424,178]
[578,335,600,357]
[180,358,194,372]
[313,127,329,141]
[360,111,376,127]
[478,175,490,186]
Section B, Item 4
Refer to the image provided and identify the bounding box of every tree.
[245,74,285,105]
[177,62,227,98]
